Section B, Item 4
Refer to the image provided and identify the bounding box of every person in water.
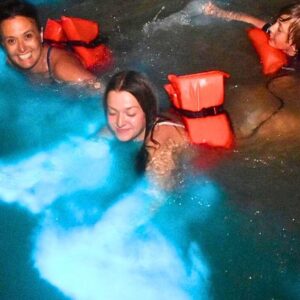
[0,0,101,88]
[103,70,189,186]
[203,1,300,57]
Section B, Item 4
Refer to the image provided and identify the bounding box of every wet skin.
[0,15,97,84]
[0,16,45,71]
[107,90,146,142]
[268,14,297,56]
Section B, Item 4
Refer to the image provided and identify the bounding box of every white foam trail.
[0,137,111,213]
[143,0,208,34]
[34,181,210,300]
[0,132,215,299]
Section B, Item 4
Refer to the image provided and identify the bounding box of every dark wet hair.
[104,70,158,173]
[0,0,40,30]
[277,3,300,51]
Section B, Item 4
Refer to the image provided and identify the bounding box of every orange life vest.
[164,70,234,148]
[44,16,112,71]
[43,19,67,43]
[247,28,287,75]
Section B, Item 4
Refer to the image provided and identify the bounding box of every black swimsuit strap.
[46,46,54,79]
[172,104,224,119]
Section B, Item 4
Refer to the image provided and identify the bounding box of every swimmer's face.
[0,16,43,70]
[268,14,297,56]
[106,90,146,142]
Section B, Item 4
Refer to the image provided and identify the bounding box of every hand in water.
[202,1,223,17]
[183,0,205,16]
[86,79,104,92]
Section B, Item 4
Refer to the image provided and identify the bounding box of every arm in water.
[202,1,266,29]
[145,121,189,190]
[46,46,103,90]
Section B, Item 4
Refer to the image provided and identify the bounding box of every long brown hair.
[104,70,159,172]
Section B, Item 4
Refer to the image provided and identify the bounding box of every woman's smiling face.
[107,90,146,142]
[0,15,43,70]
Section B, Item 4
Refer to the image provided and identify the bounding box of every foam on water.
[143,0,211,35]
[0,132,219,299]
[0,138,111,213]
[0,41,218,298]
[34,180,211,300]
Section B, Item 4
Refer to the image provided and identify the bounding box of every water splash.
[0,40,218,299]
[34,180,211,300]
[0,138,111,213]
[143,0,210,35]
[0,134,219,299]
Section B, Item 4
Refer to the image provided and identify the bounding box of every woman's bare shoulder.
[151,120,188,145]
[50,47,96,83]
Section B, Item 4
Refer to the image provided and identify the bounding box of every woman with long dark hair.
[103,70,188,184]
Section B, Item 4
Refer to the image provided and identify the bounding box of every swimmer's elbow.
[53,63,97,85]
[243,16,266,29]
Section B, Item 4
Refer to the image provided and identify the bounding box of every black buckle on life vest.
[173,105,224,119]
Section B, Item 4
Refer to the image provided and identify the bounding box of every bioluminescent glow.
[0,133,220,299]
[34,181,211,300]
[0,138,111,213]
[0,56,103,158]
[0,48,6,68]
[0,24,221,299]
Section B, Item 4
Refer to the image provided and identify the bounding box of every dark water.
[1,0,300,299]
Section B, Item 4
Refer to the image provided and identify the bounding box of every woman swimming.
[0,0,102,88]
[203,1,300,57]
[103,70,189,186]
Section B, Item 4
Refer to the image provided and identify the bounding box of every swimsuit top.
[46,46,54,80]
[46,46,64,84]
[155,120,185,128]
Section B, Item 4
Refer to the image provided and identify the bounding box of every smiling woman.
[0,0,101,87]
[106,90,147,142]
[104,70,189,186]
[1,15,43,70]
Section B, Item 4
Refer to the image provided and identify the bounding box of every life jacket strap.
[173,104,224,119]
[44,36,109,48]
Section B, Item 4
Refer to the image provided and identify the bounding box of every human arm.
[146,122,188,188]
[203,1,266,29]
[50,48,102,90]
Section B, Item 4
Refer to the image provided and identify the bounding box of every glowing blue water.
[0,44,219,297]
[1,1,300,299]
[0,132,218,299]
[0,50,103,159]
